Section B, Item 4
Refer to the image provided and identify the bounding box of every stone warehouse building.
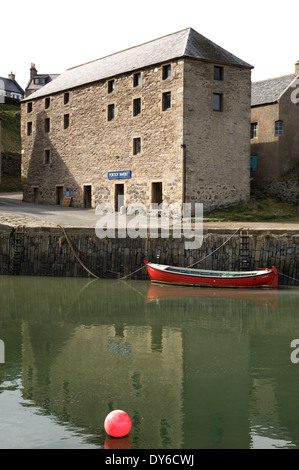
[21,28,253,212]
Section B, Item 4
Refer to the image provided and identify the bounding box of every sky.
[1,0,299,91]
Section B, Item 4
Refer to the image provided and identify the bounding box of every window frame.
[274,120,283,136]
[64,92,70,105]
[133,97,141,117]
[64,113,70,129]
[214,66,224,81]
[44,149,51,164]
[162,64,171,80]
[108,80,115,94]
[45,117,50,133]
[162,91,171,111]
[251,122,258,139]
[107,103,115,121]
[133,137,141,155]
[213,93,223,112]
[133,72,141,87]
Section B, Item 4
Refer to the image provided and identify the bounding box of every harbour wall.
[0,226,298,285]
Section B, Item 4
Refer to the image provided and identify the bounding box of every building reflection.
[0,276,299,448]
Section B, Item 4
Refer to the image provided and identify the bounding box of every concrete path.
[0,192,298,233]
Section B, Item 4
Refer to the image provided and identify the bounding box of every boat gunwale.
[146,262,273,279]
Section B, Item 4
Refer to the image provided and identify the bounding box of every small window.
[133,98,141,116]
[45,118,50,133]
[275,120,283,136]
[162,64,171,80]
[27,122,32,136]
[133,72,141,87]
[108,104,115,121]
[64,114,69,129]
[214,66,224,80]
[162,91,171,111]
[133,137,141,155]
[64,92,69,104]
[45,97,50,109]
[108,80,115,93]
[251,122,258,139]
[27,102,32,113]
[44,149,50,164]
[213,93,223,111]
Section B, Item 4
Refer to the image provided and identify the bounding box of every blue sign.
[108,170,131,179]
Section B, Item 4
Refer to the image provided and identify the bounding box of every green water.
[0,275,299,449]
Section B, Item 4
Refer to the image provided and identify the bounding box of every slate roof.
[251,74,297,106]
[22,27,253,102]
[0,76,24,95]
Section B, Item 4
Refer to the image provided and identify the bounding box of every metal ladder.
[11,226,25,275]
[239,229,250,271]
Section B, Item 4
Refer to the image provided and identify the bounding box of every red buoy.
[104,410,132,438]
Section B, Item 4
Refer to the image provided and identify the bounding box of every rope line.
[58,225,100,279]
[278,271,299,283]
[187,227,242,268]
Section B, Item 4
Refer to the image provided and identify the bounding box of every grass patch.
[0,104,21,154]
[205,197,299,222]
[0,174,23,192]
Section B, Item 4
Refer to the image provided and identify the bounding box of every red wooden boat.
[144,261,278,288]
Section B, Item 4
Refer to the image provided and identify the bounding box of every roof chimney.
[30,63,37,79]
[295,60,299,76]
[8,72,15,81]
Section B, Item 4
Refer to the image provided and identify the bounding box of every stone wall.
[0,226,298,285]
[184,60,251,209]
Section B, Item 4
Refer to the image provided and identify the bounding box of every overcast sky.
[1,0,298,91]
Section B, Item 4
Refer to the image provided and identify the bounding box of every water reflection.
[0,276,299,449]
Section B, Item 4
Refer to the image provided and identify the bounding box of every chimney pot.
[30,63,37,80]
[295,60,299,76]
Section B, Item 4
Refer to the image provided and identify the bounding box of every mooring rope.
[58,225,101,279]
[278,271,299,283]
[187,227,242,268]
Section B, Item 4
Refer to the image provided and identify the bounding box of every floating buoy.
[104,410,132,438]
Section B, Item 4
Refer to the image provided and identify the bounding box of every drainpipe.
[181,144,186,205]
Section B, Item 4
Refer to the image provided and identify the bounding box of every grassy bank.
[205,197,299,222]
[0,104,21,153]
[0,174,22,192]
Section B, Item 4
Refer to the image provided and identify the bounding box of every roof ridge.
[67,28,191,71]
[253,73,295,84]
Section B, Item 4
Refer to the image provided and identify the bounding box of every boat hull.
[144,261,278,288]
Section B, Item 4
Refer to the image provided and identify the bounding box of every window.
[45,97,50,109]
[108,104,115,121]
[275,120,283,136]
[251,122,258,139]
[133,72,141,87]
[27,122,32,136]
[27,102,32,113]
[133,137,141,155]
[214,66,224,80]
[162,64,171,80]
[64,114,69,129]
[44,149,50,164]
[213,93,223,111]
[133,98,141,116]
[152,182,162,205]
[64,92,69,104]
[108,80,115,93]
[162,91,171,111]
[45,118,50,133]
[34,77,45,85]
